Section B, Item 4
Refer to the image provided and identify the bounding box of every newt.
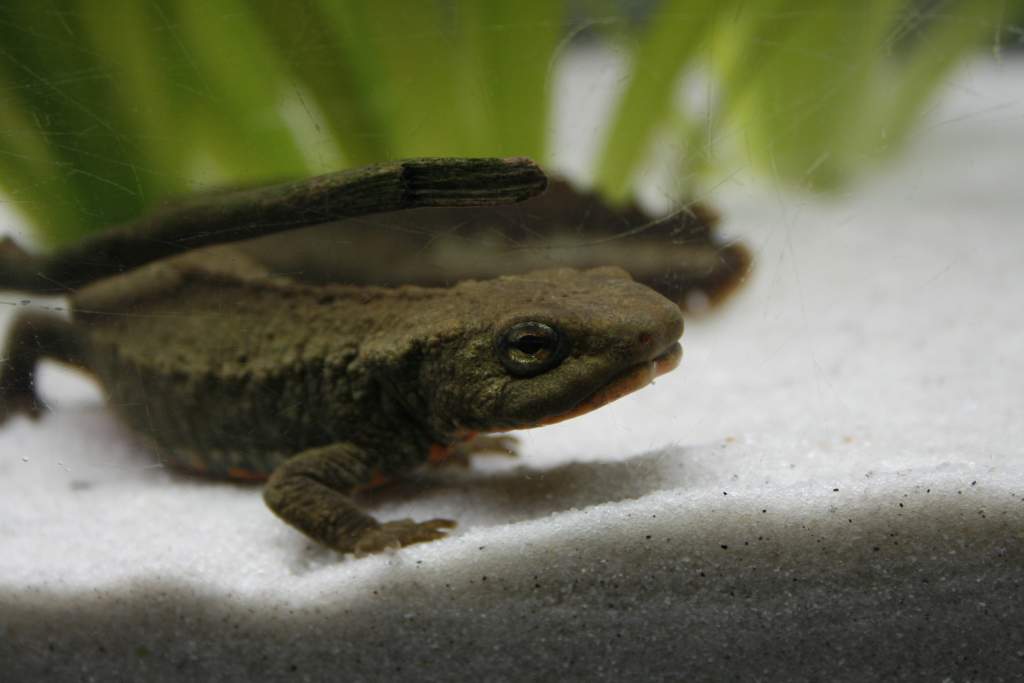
[241,178,751,313]
[0,157,684,555]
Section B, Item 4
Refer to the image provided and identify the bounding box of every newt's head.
[417,267,683,434]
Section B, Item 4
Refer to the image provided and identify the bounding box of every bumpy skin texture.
[1,248,683,554]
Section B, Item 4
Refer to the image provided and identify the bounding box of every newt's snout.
[627,296,684,364]
[514,294,684,429]
[461,267,687,432]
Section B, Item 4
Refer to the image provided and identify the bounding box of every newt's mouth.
[518,341,683,430]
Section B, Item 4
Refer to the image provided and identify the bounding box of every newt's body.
[0,158,686,555]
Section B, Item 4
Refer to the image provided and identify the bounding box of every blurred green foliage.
[0,0,1014,246]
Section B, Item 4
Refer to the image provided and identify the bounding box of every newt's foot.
[354,518,456,555]
[435,435,521,468]
[464,434,520,458]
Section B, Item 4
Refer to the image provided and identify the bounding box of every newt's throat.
[518,342,683,430]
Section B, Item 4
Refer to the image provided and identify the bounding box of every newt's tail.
[0,237,51,294]
[0,157,548,294]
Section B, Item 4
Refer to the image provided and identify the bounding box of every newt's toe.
[354,518,457,556]
[470,435,520,457]
[433,435,521,468]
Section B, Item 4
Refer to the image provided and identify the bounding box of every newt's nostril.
[638,332,653,346]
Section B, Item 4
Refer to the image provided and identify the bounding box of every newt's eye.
[498,321,568,377]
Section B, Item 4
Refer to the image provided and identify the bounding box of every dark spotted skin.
[1,247,684,554]
[77,251,432,480]
[0,156,688,554]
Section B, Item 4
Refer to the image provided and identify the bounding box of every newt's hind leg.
[264,443,455,555]
[0,311,86,424]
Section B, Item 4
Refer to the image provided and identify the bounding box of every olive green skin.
[71,248,683,480]
[0,157,690,553]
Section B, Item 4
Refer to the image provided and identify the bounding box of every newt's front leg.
[264,443,455,555]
